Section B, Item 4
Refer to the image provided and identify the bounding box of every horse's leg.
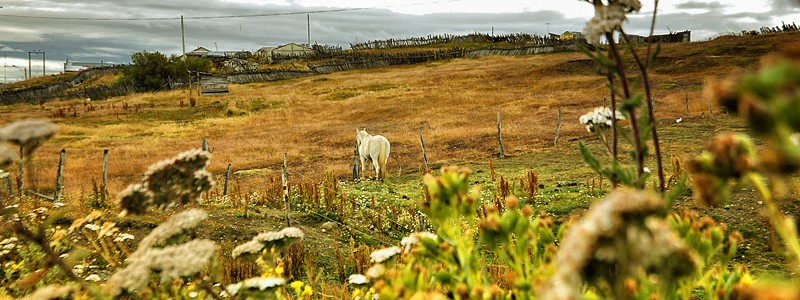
[373,159,381,181]
[359,155,367,180]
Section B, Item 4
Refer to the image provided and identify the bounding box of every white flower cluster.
[114,233,135,243]
[0,237,18,257]
[369,246,401,263]
[579,107,625,133]
[583,0,642,44]
[225,277,285,296]
[231,227,304,258]
[400,232,437,253]
[347,274,369,285]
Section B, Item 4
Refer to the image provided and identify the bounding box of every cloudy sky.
[0,0,797,82]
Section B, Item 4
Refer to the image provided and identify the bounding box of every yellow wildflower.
[290,280,304,293]
[302,285,312,297]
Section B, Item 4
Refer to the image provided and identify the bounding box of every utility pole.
[181,15,186,57]
[307,14,311,47]
[27,50,45,78]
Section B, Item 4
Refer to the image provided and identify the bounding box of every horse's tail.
[379,139,391,180]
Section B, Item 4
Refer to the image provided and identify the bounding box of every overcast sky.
[0,0,798,82]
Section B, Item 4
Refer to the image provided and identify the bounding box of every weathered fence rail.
[349,32,561,50]
[227,70,314,84]
[0,67,124,105]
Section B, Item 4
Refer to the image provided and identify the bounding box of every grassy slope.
[2,32,799,278]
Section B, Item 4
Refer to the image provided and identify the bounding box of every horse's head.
[356,128,369,146]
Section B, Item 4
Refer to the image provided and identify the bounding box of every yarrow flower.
[583,0,642,44]
[579,107,625,132]
[232,227,305,257]
[366,264,386,279]
[348,274,369,285]
[0,119,57,155]
[370,246,401,263]
[117,149,215,215]
[225,277,286,296]
[540,188,698,299]
[114,233,135,243]
[400,232,437,253]
[136,209,208,251]
[85,274,102,282]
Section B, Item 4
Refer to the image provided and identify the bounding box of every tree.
[121,51,211,92]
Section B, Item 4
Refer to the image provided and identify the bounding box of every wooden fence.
[0,67,125,105]
[199,75,229,96]
[349,32,562,50]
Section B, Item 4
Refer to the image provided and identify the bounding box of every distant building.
[255,43,313,63]
[621,30,691,44]
[186,47,211,57]
[558,31,585,41]
[185,47,252,60]
[63,59,116,72]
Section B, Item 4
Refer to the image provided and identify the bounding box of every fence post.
[17,145,24,197]
[497,112,505,158]
[419,131,429,171]
[3,174,11,201]
[101,149,109,194]
[352,144,360,181]
[282,153,291,227]
[554,107,562,146]
[223,163,231,196]
[685,92,689,117]
[53,149,65,202]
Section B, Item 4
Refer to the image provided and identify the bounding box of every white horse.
[356,129,391,181]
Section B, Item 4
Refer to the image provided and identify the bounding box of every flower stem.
[621,29,665,193]
[606,32,645,181]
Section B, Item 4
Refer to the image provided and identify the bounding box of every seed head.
[0,119,57,155]
[135,209,208,253]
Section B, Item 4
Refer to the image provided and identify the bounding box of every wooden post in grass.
[53,149,65,202]
[497,112,505,158]
[419,131,429,171]
[282,153,291,227]
[554,107,562,146]
[685,92,689,117]
[201,138,208,152]
[101,149,109,195]
[223,163,231,196]
[17,145,24,197]
[352,144,360,180]
[3,175,11,200]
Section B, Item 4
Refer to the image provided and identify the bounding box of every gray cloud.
[0,0,796,76]
[674,1,725,10]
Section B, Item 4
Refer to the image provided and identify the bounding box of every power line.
[0,0,464,22]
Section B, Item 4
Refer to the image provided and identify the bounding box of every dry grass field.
[3,32,794,198]
[2,32,800,296]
